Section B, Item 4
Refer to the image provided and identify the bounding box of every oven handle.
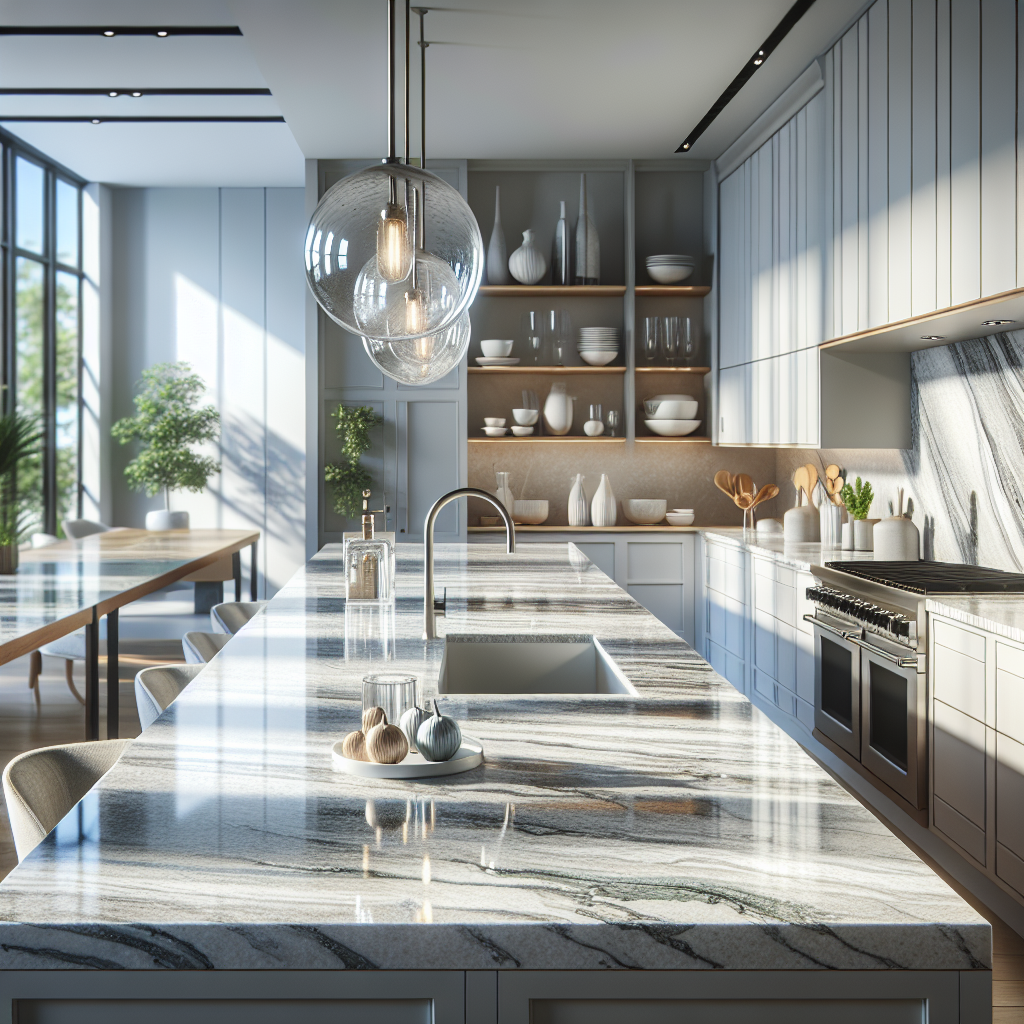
[802,614,861,641]
[855,636,919,669]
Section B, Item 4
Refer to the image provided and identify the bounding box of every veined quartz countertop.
[0,543,987,972]
[926,595,1024,644]
[701,528,879,571]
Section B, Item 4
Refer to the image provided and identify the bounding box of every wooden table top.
[0,529,260,663]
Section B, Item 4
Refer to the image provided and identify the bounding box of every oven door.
[809,615,863,758]
[859,636,925,810]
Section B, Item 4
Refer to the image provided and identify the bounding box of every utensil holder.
[853,519,876,551]
[783,504,819,542]
[819,504,843,548]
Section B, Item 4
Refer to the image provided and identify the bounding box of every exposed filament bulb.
[377,202,411,282]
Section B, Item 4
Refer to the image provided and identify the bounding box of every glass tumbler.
[362,672,417,728]
[643,317,660,363]
[680,317,695,364]
[522,310,543,365]
[661,316,682,365]
[606,410,621,437]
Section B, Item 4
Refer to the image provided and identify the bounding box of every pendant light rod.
[386,0,396,162]
[414,7,428,167]
[404,0,411,164]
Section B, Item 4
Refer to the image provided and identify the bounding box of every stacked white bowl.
[642,394,700,437]
[645,254,695,284]
[578,327,620,366]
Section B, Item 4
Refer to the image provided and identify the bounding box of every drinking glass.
[642,317,660,363]
[362,672,417,728]
[521,389,539,411]
[680,316,695,365]
[545,309,572,367]
[606,410,621,437]
[522,310,543,366]
[661,316,682,365]
[589,403,602,422]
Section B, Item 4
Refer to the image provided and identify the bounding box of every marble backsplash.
[777,328,1024,569]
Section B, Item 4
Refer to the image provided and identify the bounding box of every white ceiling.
[0,0,869,186]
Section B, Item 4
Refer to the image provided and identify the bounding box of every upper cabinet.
[714,0,1022,448]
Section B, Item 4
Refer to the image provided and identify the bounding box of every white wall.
[109,186,307,597]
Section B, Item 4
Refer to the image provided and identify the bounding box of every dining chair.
[135,663,204,730]
[182,631,231,664]
[3,738,131,861]
[27,633,88,706]
[61,519,112,540]
[210,601,267,635]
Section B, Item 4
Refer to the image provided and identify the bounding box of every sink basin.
[438,635,638,695]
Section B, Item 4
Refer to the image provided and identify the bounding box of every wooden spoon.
[734,493,754,510]
[792,466,808,506]
[714,471,735,498]
[825,464,841,487]
[803,463,819,507]
[735,473,754,499]
[830,476,845,505]
[751,483,779,508]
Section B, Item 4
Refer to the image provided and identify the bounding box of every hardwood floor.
[0,653,1019,1017]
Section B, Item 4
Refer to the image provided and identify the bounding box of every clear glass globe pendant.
[362,311,471,386]
[305,162,482,342]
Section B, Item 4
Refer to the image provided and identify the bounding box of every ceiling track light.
[304,0,482,378]
[982,319,1015,327]
[920,335,945,341]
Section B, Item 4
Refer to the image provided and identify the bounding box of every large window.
[1,132,84,538]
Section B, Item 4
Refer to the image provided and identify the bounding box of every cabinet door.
[574,542,615,582]
[628,585,683,635]
[776,619,797,692]
[996,730,1024,896]
[753,608,776,678]
[716,364,750,444]
[932,699,987,864]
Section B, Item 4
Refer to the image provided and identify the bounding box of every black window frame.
[0,127,86,536]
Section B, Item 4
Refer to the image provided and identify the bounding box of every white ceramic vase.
[591,474,616,527]
[146,509,189,531]
[543,383,573,435]
[841,520,855,550]
[574,173,600,285]
[509,229,547,285]
[819,503,843,548]
[486,185,509,285]
[568,473,589,527]
[783,505,818,542]
[494,471,514,513]
[874,517,920,560]
[853,518,877,551]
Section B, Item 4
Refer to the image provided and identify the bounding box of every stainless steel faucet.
[423,487,515,640]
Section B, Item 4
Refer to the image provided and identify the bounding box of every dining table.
[10,528,260,740]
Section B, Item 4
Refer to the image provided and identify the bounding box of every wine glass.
[661,316,681,365]
[643,317,660,363]
[680,317,695,365]
[606,410,621,437]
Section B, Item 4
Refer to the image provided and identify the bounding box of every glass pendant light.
[361,5,473,386]
[304,0,482,342]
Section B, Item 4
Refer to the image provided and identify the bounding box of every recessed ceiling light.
[108,91,118,97]
[91,118,101,124]
[982,319,1015,326]
[131,91,142,97]
[920,335,944,341]
[103,30,115,36]
[156,30,168,37]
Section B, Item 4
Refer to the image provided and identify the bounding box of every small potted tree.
[112,362,220,531]
[0,414,42,573]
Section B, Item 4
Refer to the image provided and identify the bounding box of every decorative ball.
[342,730,369,761]
[416,700,462,762]
[366,722,409,764]
[362,705,387,732]
[400,705,431,752]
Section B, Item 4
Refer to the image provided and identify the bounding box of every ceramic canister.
[783,505,819,543]
[873,516,920,560]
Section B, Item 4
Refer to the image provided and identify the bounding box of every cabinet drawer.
[707,555,744,602]
[796,633,814,702]
[753,667,775,700]
[775,564,795,589]
[932,644,986,723]
[753,556,775,581]
[753,573,775,615]
[934,796,986,864]
[932,618,986,662]
[775,582,796,626]
[932,699,986,830]
[998,641,1024,678]
[707,542,743,569]
[996,731,1024,863]
[627,542,682,583]
[996,667,1024,744]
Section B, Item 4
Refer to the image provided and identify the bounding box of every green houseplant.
[840,477,874,520]
[112,362,220,531]
[324,405,382,519]
[0,414,42,573]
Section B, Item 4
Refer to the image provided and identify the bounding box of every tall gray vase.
[551,200,571,285]
[486,185,510,285]
[574,174,600,285]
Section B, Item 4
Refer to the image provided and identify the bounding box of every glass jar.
[362,672,418,729]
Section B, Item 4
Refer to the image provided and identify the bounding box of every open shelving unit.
[478,285,626,297]
[468,366,626,374]
[469,436,626,443]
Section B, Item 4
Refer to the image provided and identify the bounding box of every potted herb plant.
[324,405,382,519]
[112,362,220,531]
[0,414,42,573]
[840,476,876,551]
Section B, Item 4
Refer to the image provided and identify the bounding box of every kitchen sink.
[438,635,638,695]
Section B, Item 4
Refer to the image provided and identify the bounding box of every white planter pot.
[853,518,877,551]
[146,509,190,531]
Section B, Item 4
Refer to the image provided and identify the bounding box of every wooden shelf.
[468,436,626,443]
[634,366,711,373]
[634,285,711,297]
[469,524,713,532]
[469,365,625,374]
[478,285,626,297]
[634,435,711,443]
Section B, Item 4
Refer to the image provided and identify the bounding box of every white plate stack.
[645,255,695,284]
[578,327,620,366]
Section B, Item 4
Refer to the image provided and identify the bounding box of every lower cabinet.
[468,532,696,647]
[929,613,1024,905]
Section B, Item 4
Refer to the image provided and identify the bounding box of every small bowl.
[624,499,667,525]
[480,516,502,527]
[647,265,693,284]
[512,408,539,426]
[481,426,508,437]
[480,339,514,358]
[644,397,698,420]
[666,512,695,527]
[513,499,549,525]
[672,508,695,514]
[644,418,700,437]
[580,350,617,366]
[483,417,506,428]
[511,426,534,436]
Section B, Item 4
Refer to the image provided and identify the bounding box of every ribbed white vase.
[568,474,589,527]
[590,474,616,527]
[508,229,547,285]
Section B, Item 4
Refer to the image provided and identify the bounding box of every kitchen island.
[0,544,990,1022]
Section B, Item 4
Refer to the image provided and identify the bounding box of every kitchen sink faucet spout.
[424,488,515,639]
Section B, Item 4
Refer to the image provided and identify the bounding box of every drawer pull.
[856,637,918,669]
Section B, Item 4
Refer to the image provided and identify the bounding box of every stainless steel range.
[806,561,1024,823]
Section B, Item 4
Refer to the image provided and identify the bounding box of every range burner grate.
[824,561,1024,594]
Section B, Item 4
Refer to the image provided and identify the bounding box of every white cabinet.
[469,532,696,647]
[702,538,747,692]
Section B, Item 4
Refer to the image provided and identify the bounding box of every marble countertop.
[0,543,987,972]
[701,528,881,571]
[926,595,1024,644]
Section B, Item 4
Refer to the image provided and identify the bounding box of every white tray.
[331,734,484,778]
